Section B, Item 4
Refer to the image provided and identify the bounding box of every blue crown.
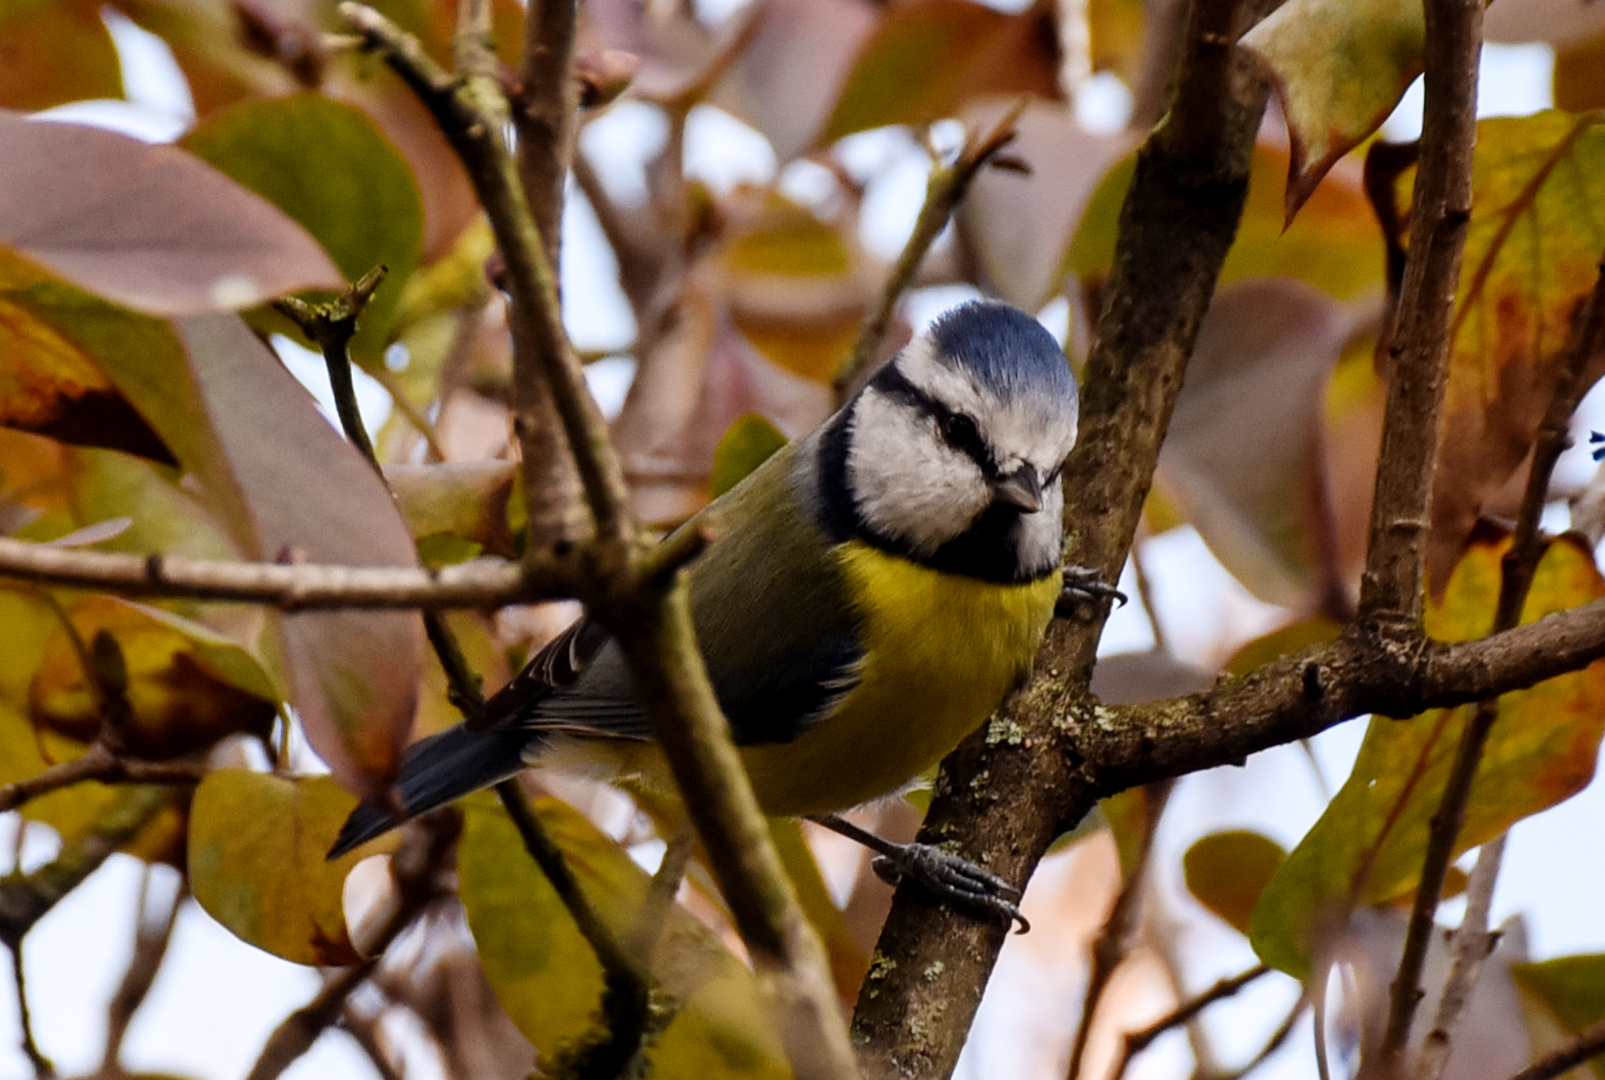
[928,301,1075,399]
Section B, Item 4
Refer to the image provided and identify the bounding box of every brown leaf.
[959,101,1138,310]
[1158,278,1357,611]
[0,295,175,464]
[0,0,122,110]
[176,314,424,798]
[0,112,343,315]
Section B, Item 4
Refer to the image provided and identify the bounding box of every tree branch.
[852,0,1270,1073]
[1354,0,1481,630]
[1505,1015,1605,1080]
[0,742,205,815]
[340,1,633,551]
[1110,963,1271,1080]
[510,0,590,547]
[1400,255,1605,1080]
[0,538,545,609]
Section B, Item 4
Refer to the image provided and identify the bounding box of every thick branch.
[1355,0,1481,628]
[852,0,1269,1073]
[511,0,590,546]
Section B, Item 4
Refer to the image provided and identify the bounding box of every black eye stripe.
[874,364,997,476]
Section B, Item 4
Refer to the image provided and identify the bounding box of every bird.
[331,300,1107,923]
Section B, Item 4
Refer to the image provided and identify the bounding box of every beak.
[992,467,1043,514]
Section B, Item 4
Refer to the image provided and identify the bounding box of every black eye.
[939,412,980,452]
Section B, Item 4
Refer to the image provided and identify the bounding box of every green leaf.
[1241,0,1425,219]
[459,798,792,1079]
[1250,532,1605,978]
[182,93,425,363]
[1513,955,1605,1080]
[1184,831,1287,936]
[1427,112,1605,590]
[710,415,787,498]
[189,770,391,966]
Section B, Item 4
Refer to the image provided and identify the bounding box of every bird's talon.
[869,842,1028,932]
[1057,566,1126,616]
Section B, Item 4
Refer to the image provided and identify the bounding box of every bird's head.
[829,301,1080,582]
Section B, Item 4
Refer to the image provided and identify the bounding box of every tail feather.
[327,724,537,859]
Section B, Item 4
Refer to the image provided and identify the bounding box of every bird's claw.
[1057,565,1126,617]
[870,842,1030,933]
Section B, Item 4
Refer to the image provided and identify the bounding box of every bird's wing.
[496,435,865,747]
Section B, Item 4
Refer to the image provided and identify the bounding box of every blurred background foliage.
[6,0,1605,1077]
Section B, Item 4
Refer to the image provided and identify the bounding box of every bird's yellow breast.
[739,540,1061,816]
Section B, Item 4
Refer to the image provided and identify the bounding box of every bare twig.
[273,266,390,474]
[496,782,664,1078]
[832,100,1030,403]
[1504,1014,1605,1080]
[9,947,51,1078]
[0,743,205,814]
[337,1001,406,1080]
[1412,835,1506,1080]
[101,871,184,1071]
[1110,964,1271,1080]
[1399,257,1605,1080]
[1067,782,1173,1080]
[340,1,632,550]
[1380,250,1605,1071]
[0,539,545,609]
[1354,0,1482,630]
[1208,994,1308,1080]
[609,580,861,1080]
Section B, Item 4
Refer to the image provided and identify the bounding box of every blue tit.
[332,301,1085,893]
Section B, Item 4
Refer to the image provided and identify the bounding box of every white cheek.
[1015,482,1065,576]
[847,394,990,555]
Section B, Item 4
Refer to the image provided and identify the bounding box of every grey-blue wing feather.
[523,434,863,746]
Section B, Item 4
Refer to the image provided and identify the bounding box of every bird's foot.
[1057,565,1126,617]
[810,813,1028,930]
[869,841,1029,933]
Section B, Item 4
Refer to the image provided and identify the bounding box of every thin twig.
[1412,834,1506,1080]
[274,266,390,475]
[495,782,662,1078]
[0,743,205,814]
[244,821,448,1080]
[339,1,633,551]
[1206,994,1308,1080]
[1381,253,1605,1076]
[1066,781,1172,1080]
[101,872,184,1071]
[0,538,545,609]
[1504,1014,1605,1080]
[9,948,51,1078]
[337,1001,406,1080]
[1401,257,1605,1080]
[832,100,1030,403]
[1110,964,1271,1080]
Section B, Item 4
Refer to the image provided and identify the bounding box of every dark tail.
[327,724,537,859]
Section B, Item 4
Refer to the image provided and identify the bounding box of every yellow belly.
[738,541,1060,816]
